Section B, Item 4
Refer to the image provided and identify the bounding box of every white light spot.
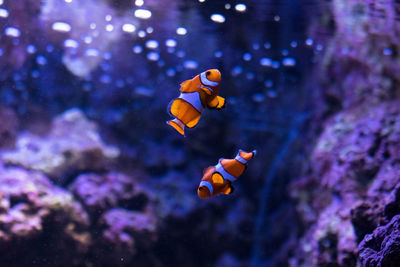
[183,60,198,69]
[211,14,225,23]
[166,68,176,77]
[383,48,392,56]
[85,48,99,57]
[65,0,72,3]
[252,93,265,103]
[5,27,21,38]
[138,30,146,38]
[103,52,112,60]
[64,39,79,48]
[90,23,96,29]
[52,22,71,32]
[264,42,271,49]
[46,45,54,52]
[134,9,152,19]
[214,51,223,58]
[281,49,289,56]
[145,40,159,49]
[235,4,246,12]
[26,45,37,54]
[199,0,205,2]
[231,66,242,76]
[274,15,280,22]
[146,27,154,33]
[225,3,231,9]
[0,0,3,5]
[83,35,93,44]
[243,53,251,61]
[272,61,280,69]
[246,72,255,80]
[0,8,8,18]
[122,23,136,33]
[264,80,273,88]
[290,41,298,48]
[134,86,154,97]
[105,15,112,21]
[252,43,260,50]
[165,39,177,47]
[100,74,111,84]
[316,44,323,51]
[267,89,278,98]
[147,52,159,61]
[36,55,47,65]
[282,57,296,67]
[305,38,313,46]
[105,24,114,32]
[135,0,144,6]
[176,27,187,35]
[133,45,143,54]
[260,57,273,67]
[176,50,185,58]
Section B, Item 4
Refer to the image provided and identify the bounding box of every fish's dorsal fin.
[180,79,192,92]
[211,173,224,185]
[239,149,257,161]
[223,184,234,195]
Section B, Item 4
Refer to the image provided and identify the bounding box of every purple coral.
[0,166,90,265]
[1,109,119,180]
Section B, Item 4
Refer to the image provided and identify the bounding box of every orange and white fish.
[167,69,226,136]
[197,149,257,199]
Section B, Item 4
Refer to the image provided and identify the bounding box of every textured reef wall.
[288,0,400,266]
[3,0,400,266]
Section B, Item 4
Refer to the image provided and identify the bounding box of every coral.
[358,214,400,267]
[0,166,90,265]
[1,108,119,180]
[70,172,149,218]
[291,101,400,266]
[92,208,157,265]
[311,0,400,117]
[40,0,135,77]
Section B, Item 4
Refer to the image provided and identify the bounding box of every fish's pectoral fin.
[180,79,192,92]
[223,185,234,195]
[207,96,219,109]
[216,96,226,109]
[211,173,224,184]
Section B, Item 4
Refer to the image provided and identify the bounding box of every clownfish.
[167,69,226,136]
[197,149,257,199]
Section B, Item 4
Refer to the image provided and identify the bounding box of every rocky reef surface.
[286,0,400,266]
[0,108,249,266]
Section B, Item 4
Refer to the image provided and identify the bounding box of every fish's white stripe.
[178,92,204,113]
[200,180,213,195]
[215,161,236,182]
[172,118,185,129]
[235,154,247,164]
[200,72,219,87]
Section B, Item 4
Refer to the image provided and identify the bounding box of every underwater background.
[0,0,400,266]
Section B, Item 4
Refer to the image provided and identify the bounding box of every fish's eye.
[199,187,204,191]
[206,71,211,76]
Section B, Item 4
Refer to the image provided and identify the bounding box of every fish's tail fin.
[237,149,257,162]
[167,118,185,136]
